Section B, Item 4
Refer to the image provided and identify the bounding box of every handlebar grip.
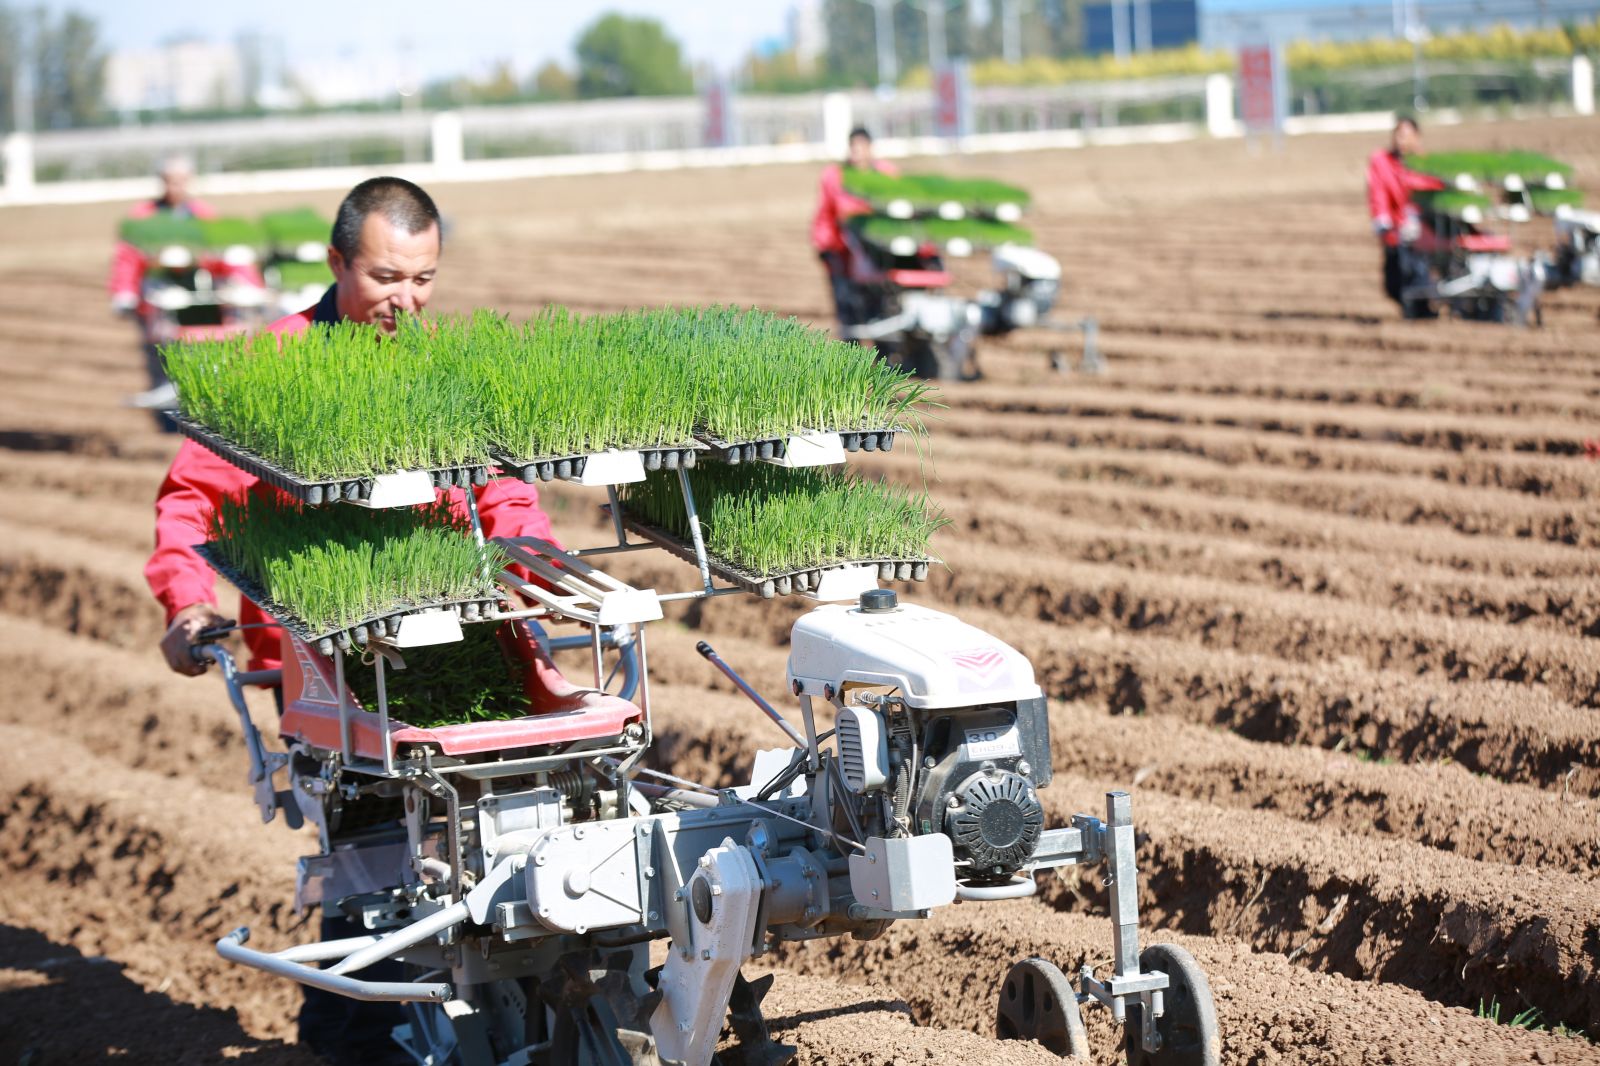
[695,640,714,658]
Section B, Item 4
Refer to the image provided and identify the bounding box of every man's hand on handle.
[161,602,233,676]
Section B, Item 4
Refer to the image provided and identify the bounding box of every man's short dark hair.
[1395,114,1420,133]
[848,126,873,143]
[331,177,441,261]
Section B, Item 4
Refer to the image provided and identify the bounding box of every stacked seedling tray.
[1411,150,1582,222]
[612,466,943,600]
[841,169,1036,261]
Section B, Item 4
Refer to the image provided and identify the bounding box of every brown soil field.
[2,114,1599,1064]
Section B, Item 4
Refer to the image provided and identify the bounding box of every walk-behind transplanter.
[177,311,1214,1065]
[1400,149,1593,325]
[833,170,1100,380]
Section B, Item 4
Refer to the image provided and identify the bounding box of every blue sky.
[49,1,797,79]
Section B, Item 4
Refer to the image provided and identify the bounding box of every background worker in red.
[811,126,898,333]
[143,176,557,1066]
[1366,115,1444,319]
[107,155,216,313]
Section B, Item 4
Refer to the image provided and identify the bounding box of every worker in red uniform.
[144,176,557,1066]
[811,126,898,333]
[108,155,217,311]
[1366,116,1444,319]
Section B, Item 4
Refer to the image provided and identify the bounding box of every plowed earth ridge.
[1,115,1598,1064]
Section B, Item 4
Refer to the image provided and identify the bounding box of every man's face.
[847,135,874,169]
[328,213,440,333]
[1393,122,1420,156]
[160,167,191,205]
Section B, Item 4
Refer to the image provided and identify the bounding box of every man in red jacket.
[144,176,557,1064]
[811,126,898,333]
[1366,116,1444,319]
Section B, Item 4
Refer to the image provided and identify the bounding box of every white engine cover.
[787,601,1043,709]
[991,243,1061,282]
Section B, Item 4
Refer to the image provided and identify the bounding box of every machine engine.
[788,589,1051,886]
[978,244,1062,335]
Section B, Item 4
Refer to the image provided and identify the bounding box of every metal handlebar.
[192,642,288,824]
[217,927,452,1003]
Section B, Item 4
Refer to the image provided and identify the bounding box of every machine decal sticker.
[950,647,1006,681]
[293,640,338,705]
[963,722,1022,760]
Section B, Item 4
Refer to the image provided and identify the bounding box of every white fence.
[2,56,1593,207]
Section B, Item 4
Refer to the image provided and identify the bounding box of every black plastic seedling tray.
[493,443,703,483]
[173,413,490,505]
[696,427,898,465]
[195,543,503,655]
[607,509,930,600]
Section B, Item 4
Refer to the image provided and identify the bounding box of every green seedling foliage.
[341,623,531,729]
[840,168,1032,213]
[1412,189,1494,220]
[163,307,934,483]
[207,491,502,634]
[853,216,1034,250]
[271,260,336,290]
[198,217,266,249]
[1527,187,1584,213]
[619,464,948,577]
[261,206,333,247]
[1410,150,1574,185]
[164,317,492,481]
[120,215,206,251]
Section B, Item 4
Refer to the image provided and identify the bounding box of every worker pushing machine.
[1366,115,1445,319]
[143,176,560,1065]
[811,126,898,334]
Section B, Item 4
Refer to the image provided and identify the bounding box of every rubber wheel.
[996,957,1090,1060]
[1124,944,1220,1066]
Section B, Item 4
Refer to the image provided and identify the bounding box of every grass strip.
[207,491,501,635]
[1410,150,1573,185]
[261,207,332,248]
[164,308,934,483]
[841,168,1032,213]
[617,465,948,577]
[341,623,531,729]
[1413,188,1494,221]
[852,215,1034,251]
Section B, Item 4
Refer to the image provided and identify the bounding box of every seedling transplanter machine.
[178,312,1217,1065]
[836,171,1101,380]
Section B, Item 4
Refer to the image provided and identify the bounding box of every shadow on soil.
[0,924,316,1065]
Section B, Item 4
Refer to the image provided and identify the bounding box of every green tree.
[574,13,693,98]
[531,60,577,100]
[0,4,107,131]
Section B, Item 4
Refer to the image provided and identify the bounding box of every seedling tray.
[173,413,490,506]
[607,508,930,600]
[493,442,705,484]
[195,543,503,655]
[697,427,898,465]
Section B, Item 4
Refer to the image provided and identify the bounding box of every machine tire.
[996,957,1090,1060]
[1124,944,1220,1066]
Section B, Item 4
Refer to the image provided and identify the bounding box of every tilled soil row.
[954,383,1598,456]
[933,406,1600,501]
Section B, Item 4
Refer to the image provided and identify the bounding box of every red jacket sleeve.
[1366,150,1396,229]
[470,479,562,551]
[145,439,258,623]
[109,241,147,300]
[811,164,845,254]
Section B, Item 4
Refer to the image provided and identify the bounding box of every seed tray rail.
[697,427,898,465]
[194,543,503,655]
[604,506,930,600]
[492,442,705,485]
[172,413,491,506]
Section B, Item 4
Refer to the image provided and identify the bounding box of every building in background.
[104,39,248,113]
[1202,0,1600,50]
[790,0,828,74]
[1084,0,1200,55]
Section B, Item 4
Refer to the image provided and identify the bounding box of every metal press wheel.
[996,957,1090,1060]
[1124,944,1220,1066]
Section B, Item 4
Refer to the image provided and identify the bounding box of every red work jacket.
[143,291,560,672]
[1365,149,1444,247]
[810,160,899,256]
